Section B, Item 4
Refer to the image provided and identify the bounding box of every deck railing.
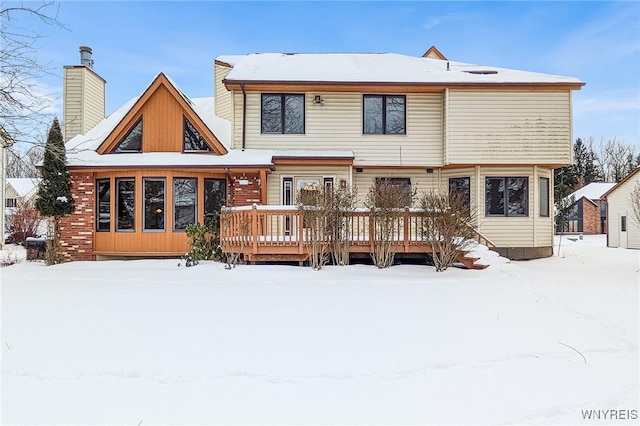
[220,204,494,261]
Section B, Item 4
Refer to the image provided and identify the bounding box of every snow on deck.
[1,235,637,424]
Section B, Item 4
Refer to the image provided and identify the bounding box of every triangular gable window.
[184,117,212,152]
[114,118,142,153]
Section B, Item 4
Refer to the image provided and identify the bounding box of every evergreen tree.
[35,118,74,263]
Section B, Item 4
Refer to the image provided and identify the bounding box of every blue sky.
[11,1,640,148]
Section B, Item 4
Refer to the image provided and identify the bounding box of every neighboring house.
[60,46,584,261]
[1,126,13,249]
[4,178,40,212]
[602,168,640,249]
[559,182,616,234]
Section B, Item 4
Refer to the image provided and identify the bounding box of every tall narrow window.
[485,177,528,217]
[116,178,135,231]
[204,179,226,225]
[144,178,165,231]
[96,178,111,231]
[183,117,211,151]
[449,177,471,206]
[261,94,304,134]
[621,216,627,232]
[283,177,293,234]
[174,178,197,230]
[363,95,406,134]
[539,177,550,217]
[114,119,142,153]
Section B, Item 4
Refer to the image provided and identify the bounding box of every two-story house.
[60,47,584,261]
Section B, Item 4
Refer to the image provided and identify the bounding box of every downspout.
[241,83,247,151]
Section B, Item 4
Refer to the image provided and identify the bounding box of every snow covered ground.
[1,236,638,425]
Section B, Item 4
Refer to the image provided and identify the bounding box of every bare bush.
[221,210,250,269]
[365,179,415,268]
[298,187,331,270]
[417,191,478,271]
[326,185,357,266]
[5,199,42,244]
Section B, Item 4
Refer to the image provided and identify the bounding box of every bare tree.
[630,181,640,228]
[5,199,43,244]
[593,137,638,182]
[1,2,65,147]
[6,144,43,177]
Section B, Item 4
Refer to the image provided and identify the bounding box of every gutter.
[241,83,247,151]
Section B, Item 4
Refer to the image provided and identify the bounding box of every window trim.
[115,177,135,232]
[260,93,305,134]
[143,177,166,232]
[96,178,111,232]
[173,177,197,232]
[485,176,529,217]
[363,94,406,135]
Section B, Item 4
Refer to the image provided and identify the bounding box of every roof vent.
[464,70,498,75]
[79,46,94,69]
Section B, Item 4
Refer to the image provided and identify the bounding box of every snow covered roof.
[221,53,584,86]
[6,178,40,198]
[566,182,617,202]
[215,55,247,67]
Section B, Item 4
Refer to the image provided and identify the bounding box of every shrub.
[181,215,222,267]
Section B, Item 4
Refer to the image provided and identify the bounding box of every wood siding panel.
[214,64,233,121]
[142,85,184,152]
[447,90,572,165]
[92,169,226,255]
[234,92,443,166]
[267,166,350,204]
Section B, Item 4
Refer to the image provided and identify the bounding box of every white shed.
[603,167,640,249]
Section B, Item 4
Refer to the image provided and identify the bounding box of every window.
[183,117,211,151]
[324,177,334,191]
[282,178,293,206]
[374,177,412,207]
[539,177,550,217]
[363,95,405,134]
[96,179,111,231]
[144,178,165,231]
[449,177,471,206]
[114,118,142,153]
[173,178,197,231]
[485,177,528,217]
[116,178,135,231]
[204,179,226,223]
[5,198,17,208]
[621,216,627,232]
[261,94,304,134]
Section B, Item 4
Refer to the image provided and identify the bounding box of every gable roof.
[221,53,584,88]
[6,178,40,198]
[422,45,447,60]
[96,73,227,155]
[566,182,617,203]
[602,167,640,200]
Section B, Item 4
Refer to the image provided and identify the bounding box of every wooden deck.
[220,205,495,269]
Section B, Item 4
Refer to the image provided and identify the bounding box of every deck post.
[369,212,375,253]
[251,204,258,255]
[404,207,410,252]
[297,211,304,254]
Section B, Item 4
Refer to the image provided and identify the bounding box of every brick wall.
[582,198,600,235]
[229,174,262,207]
[58,174,94,261]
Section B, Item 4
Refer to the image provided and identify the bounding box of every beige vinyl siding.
[352,168,441,205]
[267,166,350,204]
[234,92,443,166]
[82,71,106,135]
[476,166,553,248]
[606,174,640,249]
[63,67,105,142]
[447,90,572,165]
[214,64,233,121]
[534,168,554,247]
[63,67,84,142]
